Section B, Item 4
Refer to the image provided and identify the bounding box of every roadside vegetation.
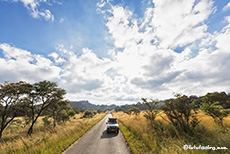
[0,80,106,154]
[114,92,230,154]
[0,113,106,154]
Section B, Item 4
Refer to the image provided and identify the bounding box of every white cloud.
[0,44,60,82]
[1,0,230,104]
[99,0,230,101]
[148,0,214,48]
[223,2,230,11]
[39,9,54,22]
[5,0,55,21]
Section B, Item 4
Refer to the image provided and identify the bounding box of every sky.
[0,0,230,105]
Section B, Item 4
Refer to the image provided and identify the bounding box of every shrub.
[142,98,159,123]
[162,94,199,134]
[201,101,230,127]
[42,117,51,126]
[82,110,95,118]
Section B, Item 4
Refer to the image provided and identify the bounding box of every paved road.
[62,114,131,154]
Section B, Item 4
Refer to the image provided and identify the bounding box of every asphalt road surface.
[62,113,131,154]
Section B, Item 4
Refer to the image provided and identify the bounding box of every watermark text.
[183,144,228,150]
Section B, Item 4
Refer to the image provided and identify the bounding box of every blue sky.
[0,0,230,105]
[0,0,111,57]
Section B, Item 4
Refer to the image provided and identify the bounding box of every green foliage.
[73,106,85,114]
[202,92,230,108]
[201,101,230,127]
[123,109,132,115]
[56,109,75,124]
[43,100,74,127]
[118,121,150,154]
[200,92,230,127]
[142,98,159,122]
[96,109,103,114]
[123,107,141,116]
[20,80,68,135]
[0,81,29,138]
[82,110,96,118]
[42,117,51,126]
[129,107,141,116]
[162,95,199,134]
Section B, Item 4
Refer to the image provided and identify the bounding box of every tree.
[202,92,230,108]
[96,109,103,114]
[142,98,159,123]
[201,102,230,127]
[23,80,67,135]
[0,81,28,138]
[56,108,75,123]
[123,109,132,115]
[200,92,230,127]
[162,94,199,134]
[72,106,85,114]
[82,110,95,118]
[44,100,72,127]
[129,107,140,116]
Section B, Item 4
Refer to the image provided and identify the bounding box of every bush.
[42,117,51,126]
[142,98,159,123]
[82,110,95,118]
[200,93,230,127]
[162,94,199,134]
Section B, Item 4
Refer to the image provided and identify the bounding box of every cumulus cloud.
[5,0,55,21]
[1,0,230,104]
[99,0,230,100]
[0,43,60,82]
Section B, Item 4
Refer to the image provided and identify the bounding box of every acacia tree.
[0,81,28,138]
[44,100,74,127]
[24,80,67,135]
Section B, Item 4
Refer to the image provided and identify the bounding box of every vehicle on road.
[106,117,119,134]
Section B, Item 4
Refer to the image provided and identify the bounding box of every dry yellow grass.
[0,113,106,154]
[114,110,230,154]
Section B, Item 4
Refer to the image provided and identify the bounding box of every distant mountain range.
[69,100,117,110]
[69,100,165,111]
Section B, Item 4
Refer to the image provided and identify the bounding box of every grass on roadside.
[118,120,150,154]
[114,111,230,154]
[0,113,106,154]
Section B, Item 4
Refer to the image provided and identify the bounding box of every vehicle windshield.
[108,119,117,124]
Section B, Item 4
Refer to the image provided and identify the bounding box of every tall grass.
[114,111,230,154]
[0,113,106,154]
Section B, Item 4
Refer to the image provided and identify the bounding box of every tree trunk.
[0,116,15,139]
[27,111,42,135]
[27,121,35,135]
[0,128,3,139]
[53,111,56,128]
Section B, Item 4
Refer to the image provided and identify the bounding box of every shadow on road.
[101,130,118,139]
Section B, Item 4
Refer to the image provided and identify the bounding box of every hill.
[69,100,117,110]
